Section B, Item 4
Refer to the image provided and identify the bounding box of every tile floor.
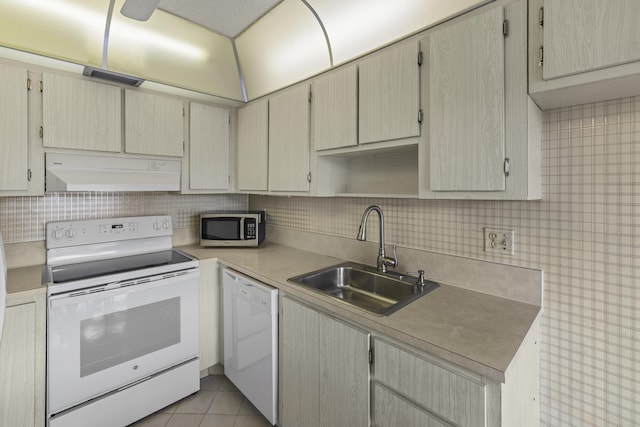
[130,375,272,427]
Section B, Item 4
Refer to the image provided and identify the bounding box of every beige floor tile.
[174,390,216,414]
[233,415,273,427]
[165,413,204,427]
[208,391,245,415]
[159,401,179,414]
[219,378,240,393]
[238,399,260,416]
[199,414,237,427]
[200,375,225,391]
[128,411,171,427]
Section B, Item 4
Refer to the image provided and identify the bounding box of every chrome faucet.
[356,205,398,273]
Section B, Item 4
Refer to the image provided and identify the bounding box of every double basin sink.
[288,262,439,316]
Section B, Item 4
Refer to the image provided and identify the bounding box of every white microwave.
[200,211,266,247]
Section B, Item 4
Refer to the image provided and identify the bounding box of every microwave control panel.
[244,218,257,240]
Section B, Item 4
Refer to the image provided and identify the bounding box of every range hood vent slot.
[83,66,145,87]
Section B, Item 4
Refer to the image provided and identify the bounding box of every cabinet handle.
[538,7,544,28]
[538,47,544,67]
[28,169,32,182]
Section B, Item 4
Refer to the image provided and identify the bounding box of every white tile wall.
[0,193,248,243]
[1,96,638,426]
[250,97,640,426]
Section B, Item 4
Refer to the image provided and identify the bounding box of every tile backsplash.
[0,192,248,243]
[1,96,638,426]
[249,97,640,426]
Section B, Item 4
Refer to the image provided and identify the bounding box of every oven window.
[203,218,241,240]
[80,297,181,377]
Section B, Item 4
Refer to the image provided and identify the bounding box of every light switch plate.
[484,228,515,255]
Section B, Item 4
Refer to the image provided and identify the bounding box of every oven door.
[47,270,199,415]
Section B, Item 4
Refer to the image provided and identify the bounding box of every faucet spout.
[356,205,398,273]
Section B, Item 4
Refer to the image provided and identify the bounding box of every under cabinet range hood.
[45,153,181,192]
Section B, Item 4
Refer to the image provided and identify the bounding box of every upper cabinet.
[186,102,230,192]
[124,90,184,157]
[312,64,358,151]
[421,0,541,200]
[42,72,121,153]
[0,63,43,196]
[529,0,640,108]
[426,6,506,192]
[359,41,421,145]
[268,84,311,193]
[0,63,29,193]
[237,99,269,192]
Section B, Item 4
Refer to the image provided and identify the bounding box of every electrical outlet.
[484,228,515,255]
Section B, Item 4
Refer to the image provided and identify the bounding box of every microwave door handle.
[239,218,245,240]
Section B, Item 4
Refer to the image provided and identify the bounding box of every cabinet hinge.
[39,81,43,93]
[27,169,32,182]
[368,347,374,364]
[418,109,424,124]
[39,126,43,138]
[538,46,544,67]
[504,158,511,177]
[27,78,32,91]
[418,51,423,66]
[503,20,509,37]
[307,172,312,183]
[538,7,544,28]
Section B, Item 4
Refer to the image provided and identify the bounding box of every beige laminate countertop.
[180,243,541,383]
[6,264,46,298]
[5,243,540,383]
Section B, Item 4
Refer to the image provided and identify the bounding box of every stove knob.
[65,228,75,238]
[153,222,160,230]
[162,220,171,229]
[52,229,64,240]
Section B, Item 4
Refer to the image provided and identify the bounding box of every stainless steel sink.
[288,262,438,316]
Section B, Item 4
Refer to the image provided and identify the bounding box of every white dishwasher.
[222,268,278,425]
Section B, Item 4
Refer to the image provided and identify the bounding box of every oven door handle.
[48,271,199,308]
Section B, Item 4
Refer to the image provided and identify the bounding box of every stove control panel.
[46,215,173,249]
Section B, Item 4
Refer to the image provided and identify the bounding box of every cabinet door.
[0,63,28,191]
[42,72,121,152]
[312,64,358,151]
[0,301,40,427]
[268,85,310,192]
[318,314,369,427]
[237,100,269,191]
[280,297,320,427]
[198,259,221,371]
[543,0,640,80]
[373,384,451,427]
[125,90,184,157]
[374,339,487,427]
[359,41,420,144]
[427,5,506,192]
[189,103,229,190]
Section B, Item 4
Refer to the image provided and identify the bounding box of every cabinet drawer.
[373,383,452,427]
[373,339,486,427]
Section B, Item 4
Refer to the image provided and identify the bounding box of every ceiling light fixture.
[120,0,161,21]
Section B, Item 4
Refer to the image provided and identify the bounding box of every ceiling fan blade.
[120,0,162,21]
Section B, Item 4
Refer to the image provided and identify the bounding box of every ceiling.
[0,0,489,103]
[158,0,283,38]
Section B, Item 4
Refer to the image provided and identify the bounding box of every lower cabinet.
[372,332,540,427]
[198,259,221,371]
[279,297,370,427]
[278,295,539,427]
[373,338,492,427]
[0,291,46,427]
